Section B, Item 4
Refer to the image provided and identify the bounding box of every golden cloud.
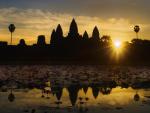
[0,8,149,45]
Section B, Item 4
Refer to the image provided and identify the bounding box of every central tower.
[68,18,79,39]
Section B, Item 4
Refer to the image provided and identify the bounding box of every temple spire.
[92,26,100,40]
[68,18,79,39]
[83,31,89,39]
[56,24,63,38]
[50,29,56,45]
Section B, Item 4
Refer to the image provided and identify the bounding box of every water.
[0,65,150,113]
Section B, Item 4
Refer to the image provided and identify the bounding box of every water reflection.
[8,89,15,102]
[1,85,150,113]
[0,65,150,113]
[134,92,140,102]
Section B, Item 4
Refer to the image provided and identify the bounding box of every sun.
[112,40,123,57]
[114,40,122,48]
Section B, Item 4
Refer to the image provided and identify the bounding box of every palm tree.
[41,89,45,98]
[134,91,140,102]
[8,89,15,102]
[8,24,16,45]
[134,25,140,39]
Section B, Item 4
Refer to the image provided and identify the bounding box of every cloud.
[0,7,149,45]
[1,0,150,22]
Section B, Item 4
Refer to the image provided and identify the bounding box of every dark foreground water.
[0,65,150,113]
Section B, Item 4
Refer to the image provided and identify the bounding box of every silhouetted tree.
[83,31,89,40]
[8,24,16,45]
[131,38,143,45]
[101,35,111,43]
[68,18,79,39]
[37,35,46,46]
[134,25,140,39]
[18,39,26,47]
[101,35,112,47]
[92,26,100,40]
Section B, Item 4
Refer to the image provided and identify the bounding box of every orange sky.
[0,9,145,45]
[0,0,149,45]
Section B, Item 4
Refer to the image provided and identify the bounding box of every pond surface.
[0,65,150,113]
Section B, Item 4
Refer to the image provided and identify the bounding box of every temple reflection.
[68,84,80,106]
[0,71,150,113]
[91,85,99,99]
[0,66,150,113]
[134,91,140,102]
[83,85,88,94]
[0,80,149,113]
[26,80,147,107]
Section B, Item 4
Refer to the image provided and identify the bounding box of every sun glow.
[114,40,122,48]
[112,40,123,56]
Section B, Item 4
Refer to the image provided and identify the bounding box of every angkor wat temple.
[0,19,150,64]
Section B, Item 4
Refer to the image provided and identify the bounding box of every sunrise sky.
[0,0,149,45]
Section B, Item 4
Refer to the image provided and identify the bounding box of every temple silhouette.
[6,78,148,105]
[0,18,150,64]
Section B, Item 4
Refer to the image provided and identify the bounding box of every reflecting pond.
[0,65,150,113]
